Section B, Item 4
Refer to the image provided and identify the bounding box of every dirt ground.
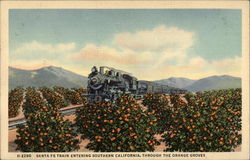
[8,114,241,152]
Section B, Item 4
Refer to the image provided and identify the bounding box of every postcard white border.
[1,1,249,160]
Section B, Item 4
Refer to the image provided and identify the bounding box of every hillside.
[154,77,196,88]
[9,66,88,89]
[184,75,241,92]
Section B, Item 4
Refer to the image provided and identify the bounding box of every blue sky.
[9,9,242,80]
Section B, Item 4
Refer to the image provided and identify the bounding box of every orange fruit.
[116,128,121,133]
[110,137,116,141]
[130,146,135,150]
[130,133,136,137]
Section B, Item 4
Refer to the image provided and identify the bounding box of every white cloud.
[70,25,195,68]
[143,56,241,80]
[70,43,153,65]
[10,25,241,80]
[13,41,76,54]
[10,59,57,70]
[114,25,195,52]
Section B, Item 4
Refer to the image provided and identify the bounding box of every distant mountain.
[9,66,241,92]
[184,75,241,92]
[9,66,88,89]
[154,77,196,88]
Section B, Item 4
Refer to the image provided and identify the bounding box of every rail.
[9,105,82,130]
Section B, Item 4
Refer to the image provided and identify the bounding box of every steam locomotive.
[86,66,186,102]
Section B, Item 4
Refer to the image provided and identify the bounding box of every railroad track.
[9,106,80,130]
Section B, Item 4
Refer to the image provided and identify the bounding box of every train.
[86,66,187,102]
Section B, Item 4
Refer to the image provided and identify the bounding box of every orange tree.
[15,88,79,152]
[72,88,87,103]
[75,95,160,152]
[142,93,171,134]
[66,89,85,105]
[39,87,66,108]
[162,88,242,152]
[53,86,70,106]
[53,86,84,105]
[8,87,24,118]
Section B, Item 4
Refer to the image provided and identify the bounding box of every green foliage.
[8,87,24,118]
[11,86,241,152]
[142,93,171,134]
[65,90,84,105]
[15,88,79,152]
[72,88,87,103]
[39,87,66,108]
[53,86,85,105]
[75,95,160,152]
[161,88,241,152]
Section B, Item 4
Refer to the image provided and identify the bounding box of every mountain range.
[9,66,241,91]
[154,75,241,92]
[9,66,88,90]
